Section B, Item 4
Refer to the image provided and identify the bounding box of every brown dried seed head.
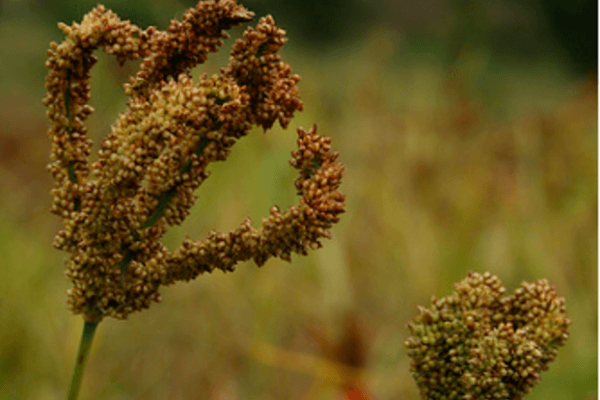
[45,1,344,321]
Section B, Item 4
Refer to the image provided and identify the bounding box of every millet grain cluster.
[43,0,345,321]
[405,272,570,400]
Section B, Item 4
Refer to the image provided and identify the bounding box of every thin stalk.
[67,320,99,400]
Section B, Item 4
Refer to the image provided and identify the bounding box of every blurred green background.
[0,0,596,399]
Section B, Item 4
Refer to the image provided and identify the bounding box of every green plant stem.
[67,320,99,400]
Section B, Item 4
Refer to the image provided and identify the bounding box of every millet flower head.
[43,0,346,322]
[405,272,570,400]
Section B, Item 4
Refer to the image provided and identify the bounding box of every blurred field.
[0,1,597,399]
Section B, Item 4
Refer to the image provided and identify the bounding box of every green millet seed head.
[405,271,570,400]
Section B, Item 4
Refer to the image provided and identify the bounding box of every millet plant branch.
[43,1,345,398]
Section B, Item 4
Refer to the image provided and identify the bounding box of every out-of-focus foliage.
[0,0,596,399]
[534,0,597,74]
[7,0,597,73]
